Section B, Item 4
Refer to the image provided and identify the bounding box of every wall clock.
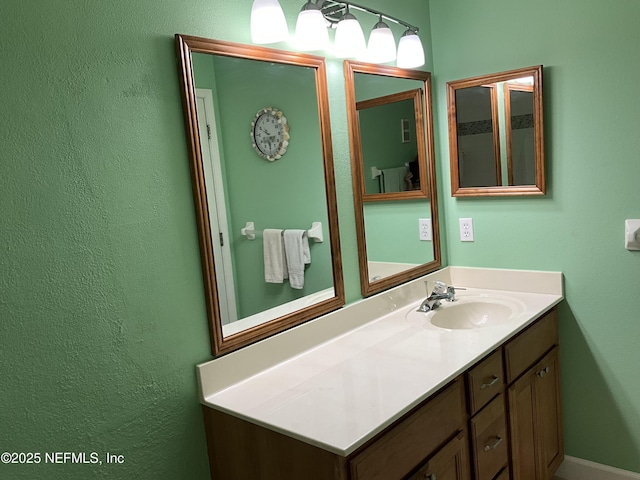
[250,107,290,161]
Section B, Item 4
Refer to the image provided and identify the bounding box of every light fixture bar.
[319,0,418,33]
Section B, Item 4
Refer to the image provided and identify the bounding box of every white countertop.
[197,267,563,456]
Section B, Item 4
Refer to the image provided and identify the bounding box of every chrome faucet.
[416,281,464,312]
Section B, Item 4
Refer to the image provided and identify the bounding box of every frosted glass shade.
[397,29,425,68]
[367,19,396,63]
[294,3,330,51]
[250,0,288,44]
[334,13,366,59]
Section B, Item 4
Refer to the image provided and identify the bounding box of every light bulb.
[250,0,289,44]
[334,12,366,59]
[294,1,330,51]
[397,29,425,68]
[366,17,396,63]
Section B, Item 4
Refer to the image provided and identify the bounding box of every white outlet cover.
[419,218,432,241]
[459,218,474,242]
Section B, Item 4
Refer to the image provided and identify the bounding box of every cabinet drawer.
[350,378,465,480]
[504,309,557,384]
[470,394,508,480]
[467,349,504,415]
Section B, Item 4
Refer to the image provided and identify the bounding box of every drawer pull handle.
[480,375,500,389]
[537,366,550,378]
[423,474,436,480]
[484,435,503,452]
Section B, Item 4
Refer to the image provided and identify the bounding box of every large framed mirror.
[447,65,544,196]
[344,61,441,297]
[176,35,345,356]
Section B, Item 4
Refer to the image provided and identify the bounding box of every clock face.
[251,107,290,161]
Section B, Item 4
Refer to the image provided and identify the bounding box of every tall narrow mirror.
[176,35,344,356]
[447,65,544,196]
[344,61,441,297]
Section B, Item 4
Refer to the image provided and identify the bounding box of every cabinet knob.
[537,366,550,378]
[423,474,436,480]
[480,375,500,389]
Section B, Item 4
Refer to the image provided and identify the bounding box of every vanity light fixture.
[294,1,331,51]
[333,6,366,58]
[250,0,289,44]
[397,28,425,69]
[249,0,425,68]
[366,15,396,63]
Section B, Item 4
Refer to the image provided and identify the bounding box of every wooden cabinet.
[202,308,562,480]
[505,308,563,480]
[508,347,563,480]
[467,349,504,416]
[465,349,509,480]
[494,467,510,480]
[463,308,563,480]
[203,377,469,480]
[407,432,471,480]
[469,394,508,480]
[350,379,467,480]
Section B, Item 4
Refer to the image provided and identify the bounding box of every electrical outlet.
[459,218,474,242]
[419,218,432,241]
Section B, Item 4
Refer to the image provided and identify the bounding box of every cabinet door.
[534,347,563,479]
[508,347,563,480]
[407,432,471,480]
[507,369,537,480]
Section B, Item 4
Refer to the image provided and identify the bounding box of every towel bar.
[371,163,411,179]
[240,221,323,243]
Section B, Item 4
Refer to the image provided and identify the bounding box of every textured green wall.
[430,0,640,472]
[0,0,432,479]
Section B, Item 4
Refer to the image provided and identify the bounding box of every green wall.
[430,0,640,472]
[364,200,435,264]
[0,0,432,479]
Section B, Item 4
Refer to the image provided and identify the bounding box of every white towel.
[283,229,310,290]
[263,229,287,283]
[381,166,408,193]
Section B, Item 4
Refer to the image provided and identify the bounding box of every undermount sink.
[406,294,526,330]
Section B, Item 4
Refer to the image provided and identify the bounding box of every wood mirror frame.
[176,35,345,356]
[447,65,545,197]
[344,60,441,297]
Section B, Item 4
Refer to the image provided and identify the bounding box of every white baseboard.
[556,456,640,480]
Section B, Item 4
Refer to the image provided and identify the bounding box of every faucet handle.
[432,281,447,295]
[446,285,466,302]
[447,285,466,294]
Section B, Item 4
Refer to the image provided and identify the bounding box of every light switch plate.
[625,219,640,250]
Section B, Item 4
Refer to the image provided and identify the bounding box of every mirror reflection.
[447,65,544,196]
[454,84,500,188]
[345,61,441,297]
[176,36,344,355]
[357,89,424,195]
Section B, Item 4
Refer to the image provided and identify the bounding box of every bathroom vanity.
[196,267,564,480]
